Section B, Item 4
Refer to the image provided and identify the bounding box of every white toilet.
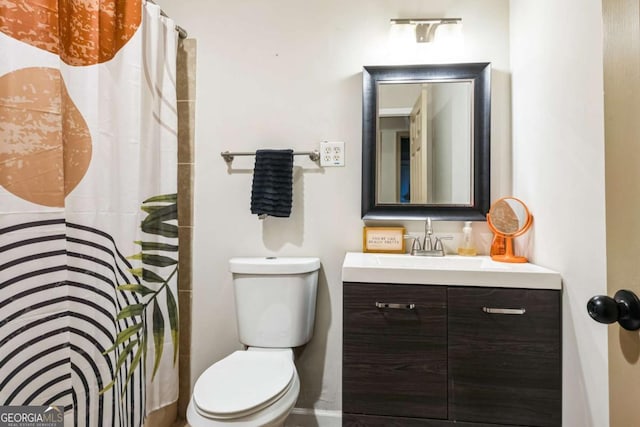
[187,257,320,427]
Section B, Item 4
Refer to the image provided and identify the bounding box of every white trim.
[284,408,342,427]
[379,107,412,117]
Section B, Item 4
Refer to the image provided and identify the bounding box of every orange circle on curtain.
[0,67,92,207]
[0,0,142,66]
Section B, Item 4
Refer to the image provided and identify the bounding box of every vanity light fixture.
[390,18,461,43]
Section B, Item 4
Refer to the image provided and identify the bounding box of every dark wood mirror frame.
[361,62,491,221]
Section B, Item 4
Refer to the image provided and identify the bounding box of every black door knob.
[587,289,640,331]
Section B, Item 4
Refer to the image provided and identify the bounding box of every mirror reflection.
[377,81,473,205]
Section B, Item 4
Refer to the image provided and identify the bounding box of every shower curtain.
[0,1,179,426]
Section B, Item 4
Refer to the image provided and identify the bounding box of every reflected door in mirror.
[378,81,472,206]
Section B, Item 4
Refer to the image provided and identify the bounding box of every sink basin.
[341,252,561,289]
[374,254,506,270]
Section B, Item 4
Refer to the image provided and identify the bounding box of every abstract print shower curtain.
[0,1,179,426]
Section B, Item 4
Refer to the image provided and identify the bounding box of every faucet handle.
[404,234,422,255]
[434,235,453,251]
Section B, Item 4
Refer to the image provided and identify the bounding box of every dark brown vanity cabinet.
[343,284,448,419]
[343,283,562,427]
[448,287,562,426]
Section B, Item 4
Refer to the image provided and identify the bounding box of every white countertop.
[341,252,562,290]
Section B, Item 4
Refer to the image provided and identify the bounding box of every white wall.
[431,83,471,204]
[159,0,511,416]
[509,1,608,426]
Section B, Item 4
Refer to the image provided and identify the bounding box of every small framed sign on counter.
[363,227,405,253]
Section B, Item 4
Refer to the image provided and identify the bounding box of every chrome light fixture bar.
[390,18,461,43]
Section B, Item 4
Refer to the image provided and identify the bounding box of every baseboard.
[284,408,342,427]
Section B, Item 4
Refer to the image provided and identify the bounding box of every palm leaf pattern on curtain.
[101,193,179,396]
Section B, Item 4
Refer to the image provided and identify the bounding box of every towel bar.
[221,150,320,163]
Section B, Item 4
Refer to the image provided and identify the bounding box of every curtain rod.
[147,0,188,39]
[161,10,188,39]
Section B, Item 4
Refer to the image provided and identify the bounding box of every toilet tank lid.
[229,257,320,274]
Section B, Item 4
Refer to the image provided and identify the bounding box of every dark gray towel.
[251,149,294,218]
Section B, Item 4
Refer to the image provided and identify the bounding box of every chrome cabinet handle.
[482,307,526,315]
[376,302,416,310]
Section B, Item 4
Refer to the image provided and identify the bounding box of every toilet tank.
[229,257,320,348]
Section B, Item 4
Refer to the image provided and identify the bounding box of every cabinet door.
[343,283,447,419]
[448,287,561,426]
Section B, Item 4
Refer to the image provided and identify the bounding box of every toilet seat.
[192,351,295,420]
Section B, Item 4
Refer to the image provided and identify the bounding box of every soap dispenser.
[458,221,477,256]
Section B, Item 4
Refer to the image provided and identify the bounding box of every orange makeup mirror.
[486,197,533,263]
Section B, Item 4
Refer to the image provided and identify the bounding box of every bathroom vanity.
[341,253,562,427]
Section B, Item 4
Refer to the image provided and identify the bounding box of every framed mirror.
[362,62,491,220]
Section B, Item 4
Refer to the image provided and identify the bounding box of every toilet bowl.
[187,257,320,427]
[186,349,299,427]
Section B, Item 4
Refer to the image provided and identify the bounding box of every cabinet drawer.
[343,282,446,337]
[448,287,561,427]
[343,283,447,419]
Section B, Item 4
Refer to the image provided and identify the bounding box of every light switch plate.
[320,141,345,167]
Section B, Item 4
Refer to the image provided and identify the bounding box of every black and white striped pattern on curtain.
[0,218,145,426]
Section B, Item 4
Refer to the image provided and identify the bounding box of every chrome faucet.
[406,217,453,257]
[424,217,434,251]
